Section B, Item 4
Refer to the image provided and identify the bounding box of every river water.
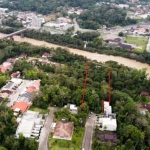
[1,33,150,75]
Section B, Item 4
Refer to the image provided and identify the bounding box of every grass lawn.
[49,127,85,150]
[29,106,50,115]
[126,36,148,52]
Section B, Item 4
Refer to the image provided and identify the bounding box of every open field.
[126,36,148,52]
[29,106,50,114]
[49,127,85,150]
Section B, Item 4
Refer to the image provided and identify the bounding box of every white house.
[98,117,117,131]
[64,104,78,114]
[104,101,112,115]
[15,110,44,138]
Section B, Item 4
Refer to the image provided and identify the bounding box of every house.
[141,104,150,113]
[140,91,149,96]
[53,121,74,140]
[96,133,117,143]
[118,43,134,51]
[105,38,122,45]
[19,53,27,59]
[42,52,51,58]
[0,62,12,73]
[98,116,117,131]
[27,79,41,93]
[11,71,21,78]
[6,58,17,64]
[15,110,44,138]
[97,101,117,131]
[12,101,30,114]
[64,104,78,114]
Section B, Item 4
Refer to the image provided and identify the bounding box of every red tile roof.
[6,58,17,63]
[19,53,27,58]
[11,71,20,78]
[27,80,41,93]
[0,65,11,73]
[140,92,149,96]
[42,52,51,57]
[12,102,30,112]
[53,121,74,140]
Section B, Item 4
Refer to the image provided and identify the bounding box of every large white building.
[16,110,44,138]
[96,101,117,131]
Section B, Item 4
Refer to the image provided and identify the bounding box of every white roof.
[3,62,11,66]
[99,117,117,126]
[70,104,77,110]
[16,120,35,137]
[14,108,21,112]
[11,78,22,85]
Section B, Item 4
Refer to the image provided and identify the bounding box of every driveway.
[38,107,57,150]
[82,113,97,150]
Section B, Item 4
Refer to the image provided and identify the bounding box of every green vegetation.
[0,0,99,15]
[126,36,148,52]
[50,108,87,150]
[0,104,38,150]
[78,5,137,29]
[2,16,23,28]
[29,106,50,115]
[50,128,85,150]
[1,40,150,149]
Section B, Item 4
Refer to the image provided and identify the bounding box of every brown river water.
[1,33,150,76]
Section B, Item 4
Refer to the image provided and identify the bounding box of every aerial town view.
[0,0,150,150]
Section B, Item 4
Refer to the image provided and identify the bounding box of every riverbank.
[1,33,150,75]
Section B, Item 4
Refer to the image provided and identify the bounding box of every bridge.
[0,28,29,40]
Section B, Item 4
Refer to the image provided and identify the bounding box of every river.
[1,33,150,75]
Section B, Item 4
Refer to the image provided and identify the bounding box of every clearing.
[126,36,148,52]
[49,127,85,150]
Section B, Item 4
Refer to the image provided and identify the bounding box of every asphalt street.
[38,107,57,150]
[82,114,97,150]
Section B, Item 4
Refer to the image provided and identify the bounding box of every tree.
[118,32,124,37]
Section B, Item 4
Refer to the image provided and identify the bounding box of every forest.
[78,5,137,29]
[0,27,150,66]
[0,40,150,149]
[0,0,99,15]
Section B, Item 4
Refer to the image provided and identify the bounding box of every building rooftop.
[141,104,150,113]
[12,101,30,113]
[6,58,17,63]
[16,110,44,138]
[96,133,117,143]
[42,52,51,57]
[53,121,74,140]
[11,71,21,78]
[19,53,27,58]
[140,91,149,96]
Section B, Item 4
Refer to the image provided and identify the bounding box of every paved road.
[82,114,97,150]
[38,107,57,150]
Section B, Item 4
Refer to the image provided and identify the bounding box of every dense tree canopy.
[78,5,137,29]
[0,0,99,15]
[1,40,150,149]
